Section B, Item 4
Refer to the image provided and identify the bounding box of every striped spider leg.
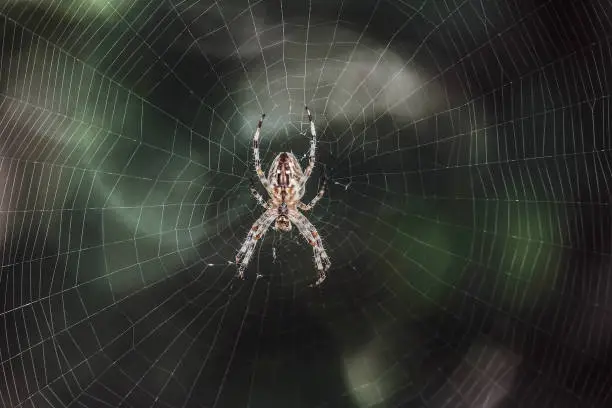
[250,177,270,209]
[300,106,317,183]
[289,209,331,286]
[298,172,327,211]
[235,208,277,279]
[252,113,273,194]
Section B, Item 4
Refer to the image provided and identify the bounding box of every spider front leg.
[250,177,270,209]
[289,209,331,286]
[252,113,273,193]
[236,209,277,279]
[298,172,327,211]
[301,106,317,183]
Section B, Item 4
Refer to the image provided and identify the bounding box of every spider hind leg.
[235,209,277,279]
[288,209,331,286]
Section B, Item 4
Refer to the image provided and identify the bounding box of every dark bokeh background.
[0,0,611,407]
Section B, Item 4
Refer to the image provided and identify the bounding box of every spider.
[235,106,331,286]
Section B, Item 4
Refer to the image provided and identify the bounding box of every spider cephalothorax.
[235,107,331,286]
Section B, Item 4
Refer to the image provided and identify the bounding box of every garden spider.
[235,107,331,286]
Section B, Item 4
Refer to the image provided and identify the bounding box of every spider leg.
[298,172,327,211]
[250,177,270,209]
[288,209,331,286]
[300,106,317,183]
[252,114,273,193]
[235,209,277,279]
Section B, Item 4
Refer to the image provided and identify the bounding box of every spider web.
[0,0,611,407]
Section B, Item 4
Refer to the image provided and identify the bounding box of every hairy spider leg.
[236,209,277,278]
[250,178,269,209]
[301,106,317,182]
[253,114,273,193]
[289,209,331,286]
[298,172,327,211]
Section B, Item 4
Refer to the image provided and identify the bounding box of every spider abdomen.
[267,151,305,205]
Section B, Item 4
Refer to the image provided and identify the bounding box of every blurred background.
[0,0,611,407]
